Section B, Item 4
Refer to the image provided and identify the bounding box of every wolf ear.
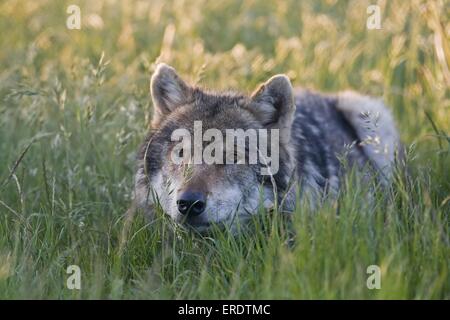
[150,63,193,126]
[249,75,295,144]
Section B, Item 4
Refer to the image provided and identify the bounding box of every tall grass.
[0,0,448,299]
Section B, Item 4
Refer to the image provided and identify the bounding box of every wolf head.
[135,63,295,233]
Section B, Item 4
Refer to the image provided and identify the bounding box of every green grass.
[0,0,448,299]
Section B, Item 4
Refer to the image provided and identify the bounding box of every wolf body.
[134,64,400,233]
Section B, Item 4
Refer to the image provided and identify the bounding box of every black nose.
[176,191,206,216]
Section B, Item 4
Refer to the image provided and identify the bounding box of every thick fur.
[134,64,400,233]
[336,91,400,182]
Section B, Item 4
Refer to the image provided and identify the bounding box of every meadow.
[0,0,448,299]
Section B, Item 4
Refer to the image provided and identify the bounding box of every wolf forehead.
[160,90,264,131]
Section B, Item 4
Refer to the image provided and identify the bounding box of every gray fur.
[134,64,400,233]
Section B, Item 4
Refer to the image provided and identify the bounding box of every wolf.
[134,63,400,233]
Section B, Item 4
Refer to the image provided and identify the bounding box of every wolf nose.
[176,191,206,216]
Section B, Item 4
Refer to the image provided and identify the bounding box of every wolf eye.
[178,148,184,158]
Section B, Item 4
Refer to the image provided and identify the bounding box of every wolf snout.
[176,191,207,217]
